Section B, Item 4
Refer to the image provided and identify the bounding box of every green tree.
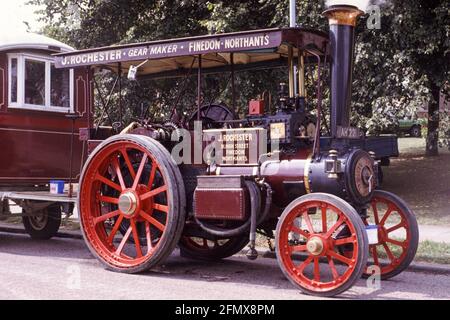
[354,0,449,155]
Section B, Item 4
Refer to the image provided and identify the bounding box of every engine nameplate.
[203,128,266,166]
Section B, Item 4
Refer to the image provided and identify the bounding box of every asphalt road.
[0,231,449,300]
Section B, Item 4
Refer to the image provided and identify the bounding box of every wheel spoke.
[140,210,166,232]
[327,250,353,265]
[379,205,394,226]
[115,226,132,256]
[325,215,345,238]
[297,255,314,274]
[290,226,309,238]
[145,221,152,251]
[290,244,307,253]
[94,210,120,225]
[372,201,380,224]
[95,174,122,192]
[130,219,143,258]
[334,235,356,246]
[148,163,157,188]
[120,148,136,180]
[107,214,124,243]
[386,237,406,248]
[371,245,379,265]
[132,154,148,190]
[321,207,327,233]
[313,257,320,282]
[386,221,406,233]
[302,211,315,233]
[382,243,396,261]
[140,185,167,201]
[153,203,169,213]
[111,157,126,190]
[99,195,119,205]
[327,255,339,280]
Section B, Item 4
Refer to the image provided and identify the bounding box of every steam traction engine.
[56,5,418,297]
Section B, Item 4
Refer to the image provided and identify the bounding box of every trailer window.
[7,53,73,113]
[50,64,70,108]
[25,59,46,106]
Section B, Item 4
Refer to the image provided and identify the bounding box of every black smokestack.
[323,5,363,138]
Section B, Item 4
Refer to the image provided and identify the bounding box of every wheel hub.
[378,226,387,243]
[306,236,324,256]
[118,192,138,217]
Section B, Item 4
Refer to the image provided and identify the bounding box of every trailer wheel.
[410,125,421,138]
[78,134,185,273]
[362,190,419,279]
[179,236,249,261]
[22,204,61,240]
[276,193,368,297]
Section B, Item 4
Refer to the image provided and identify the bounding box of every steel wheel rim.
[29,212,48,231]
[365,196,412,275]
[278,200,359,292]
[80,141,170,268]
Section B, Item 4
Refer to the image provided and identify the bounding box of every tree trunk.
[426,84,440,156]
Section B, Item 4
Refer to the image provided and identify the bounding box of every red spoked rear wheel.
[363,190,419,279]
[276,193,368,297]
[78,135,185,273]
[179,236,249,261]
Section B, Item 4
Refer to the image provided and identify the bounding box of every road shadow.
[0,231,93,260]
[1,231,448,299]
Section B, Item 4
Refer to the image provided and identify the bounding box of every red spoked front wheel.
[276,193,368,297]
[363,190,419,279]
[78,134,185,273]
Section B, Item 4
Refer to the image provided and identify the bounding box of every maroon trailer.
[0,5,418,297]
[0,31,88,238]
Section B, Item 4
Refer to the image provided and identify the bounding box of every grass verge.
[414,240,450,265]
[256,234,450,265]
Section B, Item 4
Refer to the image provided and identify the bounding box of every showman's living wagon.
[0,5,418,297]
[0,31,87,237]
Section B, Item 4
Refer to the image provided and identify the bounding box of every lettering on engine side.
[203,128,267,165]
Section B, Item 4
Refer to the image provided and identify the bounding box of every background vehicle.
[398,118,423,137]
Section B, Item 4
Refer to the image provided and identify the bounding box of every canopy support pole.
[231,53,236,115]
[197,55,202,121]
[118,63,123,127]
[298,52,306,97]
[290,0,298,96]
[288,46,295,97]
[306,49,322,158]
[86,66,92,138]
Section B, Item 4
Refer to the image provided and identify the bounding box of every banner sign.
[55,31,282,68]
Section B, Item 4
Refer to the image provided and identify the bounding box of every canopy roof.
[0,31,74,53]
[54,28,329,77]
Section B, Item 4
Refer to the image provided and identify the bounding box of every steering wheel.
[187,104,235,130]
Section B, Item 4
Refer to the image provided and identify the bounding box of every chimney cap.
[323,5,364,27]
